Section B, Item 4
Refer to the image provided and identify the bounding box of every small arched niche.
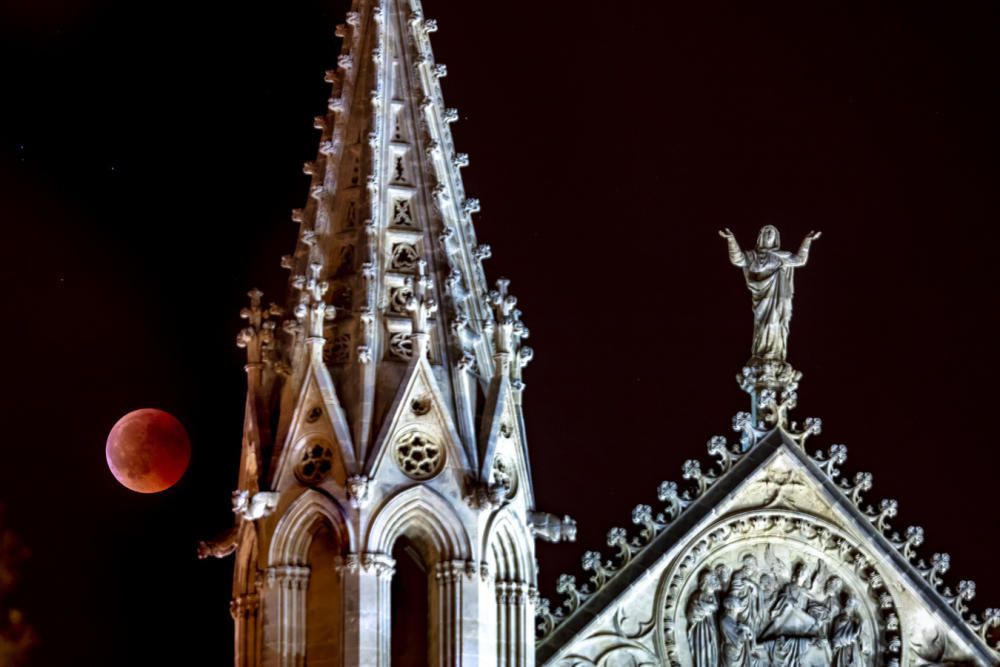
[390,536,430,667]
[306,523,342,667]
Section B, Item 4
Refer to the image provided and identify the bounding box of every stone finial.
[237,288,281,367]
[489,279,528,365]
[293,262,335,341]
[405,259,437,357]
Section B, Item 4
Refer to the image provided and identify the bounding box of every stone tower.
[202,1,575,665]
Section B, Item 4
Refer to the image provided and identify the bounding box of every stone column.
[231,590,261,667]
[260,565,311,667]
[340,553,394,667]
[433,560,491,667]
[495,580,534,667]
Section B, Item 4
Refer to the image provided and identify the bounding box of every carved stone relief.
[391,197,414,226]
[661,512,900,667]
[388,331,413,360]
[390,243,419,271]
[388,285,413,314]
[491,453,518,499]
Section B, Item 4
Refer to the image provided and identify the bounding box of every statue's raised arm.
[722,226,820,366]
[719,228,746,267]
[785,230,822,267]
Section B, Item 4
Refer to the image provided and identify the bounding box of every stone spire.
[273,0,516,472]
[209,5,577,665]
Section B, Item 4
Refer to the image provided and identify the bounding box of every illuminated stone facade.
[206,1,1000,666]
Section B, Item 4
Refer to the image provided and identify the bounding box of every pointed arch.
[268,488,353,566]
[485,508,536,666]
[485,508,534,583]
[232,526,261,667]
[367,485,472,561]
[234,523,258,596]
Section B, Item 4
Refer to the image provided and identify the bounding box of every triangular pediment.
[271,358,355,492]
[537,430,999,667]
[479,372,535,507]
[366,355,471,482]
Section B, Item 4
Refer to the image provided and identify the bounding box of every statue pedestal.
[737,358,802,428]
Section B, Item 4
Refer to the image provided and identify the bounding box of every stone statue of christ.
[720,226,821,363]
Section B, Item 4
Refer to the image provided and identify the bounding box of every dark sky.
[1,0,998,664]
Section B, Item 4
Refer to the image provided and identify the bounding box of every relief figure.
[685,554,870,667]
[687,572,723,667]
[831,597,865,667]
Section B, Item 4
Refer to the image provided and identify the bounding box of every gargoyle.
[231,489,279,521]
[197,525,239,560]
[528,511,577,543]
[197,489,280,559]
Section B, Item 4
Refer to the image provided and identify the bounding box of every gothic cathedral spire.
[213,2,575,666]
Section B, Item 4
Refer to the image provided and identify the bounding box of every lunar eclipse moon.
[105,409,191,493]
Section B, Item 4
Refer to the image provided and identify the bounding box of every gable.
[479,373,535,508]
[537,429,1000,667]
[270,360,354,493]
[365,355,471,482]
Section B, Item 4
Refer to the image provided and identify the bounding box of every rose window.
[394,431,444,480]
[296,441,335,485]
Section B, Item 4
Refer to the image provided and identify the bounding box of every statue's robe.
[687,591,720,667]
[831,611,863,667]
[727,241,811,363]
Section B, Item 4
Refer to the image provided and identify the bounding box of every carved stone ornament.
[491,453,518,499]
[231,489,279,521]
[295,441,335,485]
[660,511,900,667]
[528,512,578,544]
[393,430,444,480]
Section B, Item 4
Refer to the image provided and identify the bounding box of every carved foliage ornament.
[660,511,900,667]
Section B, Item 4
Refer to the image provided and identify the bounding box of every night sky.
[1,1,998,664]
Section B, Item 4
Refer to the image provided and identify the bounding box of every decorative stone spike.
[405,260,437,358]
[236,289,279,367]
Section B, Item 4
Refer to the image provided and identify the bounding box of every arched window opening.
[390,537,430,666]
[306,524,342,667]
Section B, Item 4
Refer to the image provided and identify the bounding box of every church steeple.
[272,0,518,479]
[211,2,572,666]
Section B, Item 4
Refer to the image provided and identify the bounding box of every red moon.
[106,409,191,493]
